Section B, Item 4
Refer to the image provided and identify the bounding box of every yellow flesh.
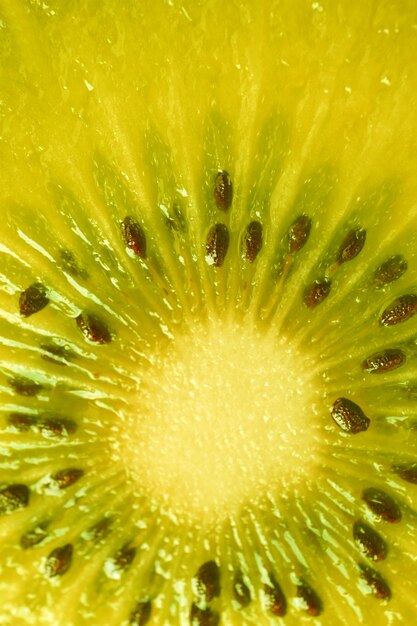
[0,1,417,625]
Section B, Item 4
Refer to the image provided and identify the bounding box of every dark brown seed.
[0,484,30,514]
[362,348,406,374]
[45,544,73,577]
[380,294,417,326]
[374,255,408,286]
[296,580,323,616]
[40,343,76,364]
[205,224,229,268]
[393,463,417,484]
[264,576,287,617]
[288,214,312,254]
[19,282,49,317]
[20,522,49,549]
[331,398,370,434]
[353,520,387,561]
[122,215,147,259]
[337,227,366,264]
[39,418,77,437]
[76,311,112,343]
[233,571,251,607]
[9,377,43,397]
[129,600,152,626]
[114,544,137,571]
[362,488,402,523]
[243,221,263,262]
[59,249,89,279]
[7,412,37,431]
[214,170,233,211]
[189,604,220,626]
[51,468,84,489]
[194,560,221,602]
[358,563,391,600]
[303,278,331,308]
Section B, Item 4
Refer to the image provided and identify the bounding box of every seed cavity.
[7,412,37,431]
[0,484,30,515]
[233,570,251,607]
[190,603,220,626]
[358,562,391,600]
[392,462,417,484]
[19,282,49,317]
[303,278,331,308]
[205,224,229,267]
[264,575,287,617]
[296,580,323,616]
[193,560,221,602]
[40,342,77,365]
[129,600,152,626]
[331,398,370,434]
[362,348,406,374]
[337,227,366,264]
[374,254,407,286]
[76,311,112,343]
[59,249,89,279]
[353,520,387,561]
[39,417,77,438]
[122,215,147,259]
[362,488,402,523]
[288,214,312,254]
[214,170,233,211]
[20,521,49,549]
[243,220,263,263]
[165,201,187,233]
[50,468,84,490]
[44,543,73,577]
[380,294,417,326]
[9,376,44,397]
[105,544,137,579]
[82,517,113,543]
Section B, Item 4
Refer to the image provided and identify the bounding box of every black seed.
[233,570,251,607]
[50,468,84,489]
[296,580,323,616]
[9,377,43,397]
[45,544,73,577]
[264,575,287,617]
[59,249,89,279]
[19,282,49,317]
[190,604,220,626]
[303,278,331,308]
[362,348,406,374]
[0,484,30,515]
[7,412,37,431]
[392,463,417,484]
[20,521,49,549]
[362,488,402,523]
[243,220,263,262]
[76,311,112,343]
[122,215,147,259]
[129,600,152,626]
[214,170,233,211]
[380,294,417,326]
[358,562,391,600]
[331,398,370,434]
[40,343,76,365]
[337,227,366,264]
[39,417,77,438]
[374,254,408,286]
[205,224,229,267]
[114,544,137,570]
[288,214,312,254]
[194,560,221,602]
[353,520,387,561]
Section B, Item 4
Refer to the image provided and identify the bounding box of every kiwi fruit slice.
[1,1,417,624]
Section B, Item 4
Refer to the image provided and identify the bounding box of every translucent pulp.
[128,318,322,524]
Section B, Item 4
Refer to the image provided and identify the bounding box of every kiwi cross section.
[1,1,417,625]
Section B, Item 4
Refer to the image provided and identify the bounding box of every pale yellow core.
[128,318,321,524]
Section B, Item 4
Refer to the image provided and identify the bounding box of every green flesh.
[1,1,417,625]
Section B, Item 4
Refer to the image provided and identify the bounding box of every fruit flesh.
[1,1,417,625]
